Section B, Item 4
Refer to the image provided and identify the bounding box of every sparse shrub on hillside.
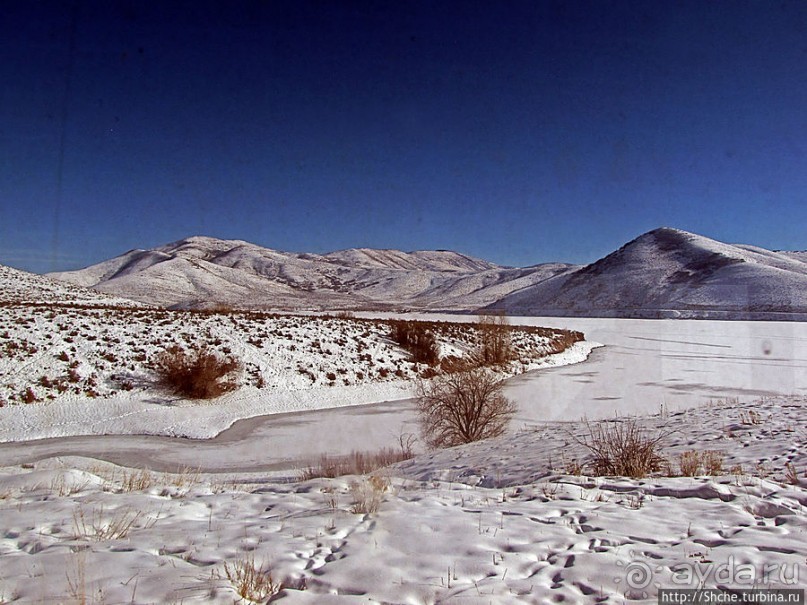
[152,346,242,399]
[415,367,516,448]
[390,320,440,366]
[439,355,469,373]
[544,330,585,355]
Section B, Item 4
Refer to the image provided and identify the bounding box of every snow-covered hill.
[0,263,147,308]
[46,228,807,318]
[0,298,588,420]
[48,236,578,310]
[489,227,807,319]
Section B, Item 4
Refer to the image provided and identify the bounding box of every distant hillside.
[48,236,576,311]
[487,227,807,320]
[45,229,807,319]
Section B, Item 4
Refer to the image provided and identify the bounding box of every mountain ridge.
[44,228,807,319]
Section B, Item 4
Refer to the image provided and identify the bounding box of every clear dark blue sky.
[2,1,806,273]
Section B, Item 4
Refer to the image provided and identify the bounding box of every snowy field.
[0,396,804,603]
[1,307,806,603]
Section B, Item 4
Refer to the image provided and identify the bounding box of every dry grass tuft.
[120,468,154,492]
[72,505,148,541]
[223,553,282,603]
[784,463,800,485]
[679,450,724,476]
[572,418,668,479]
[298,446,414,481]
[349,475,390,514]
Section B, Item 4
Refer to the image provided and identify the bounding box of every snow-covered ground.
[0,396,803,603]
[2,301,806,604]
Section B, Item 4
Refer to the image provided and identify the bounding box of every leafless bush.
[415,367,516,448]
[572,419,668,478]
[152,345,242,399]
[390,320,440,366]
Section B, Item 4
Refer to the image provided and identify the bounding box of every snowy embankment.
[0,304,597,441]
[0,396,803,604]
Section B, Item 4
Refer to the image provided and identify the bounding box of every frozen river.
[2,317,806,472]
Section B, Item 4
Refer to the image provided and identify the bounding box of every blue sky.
[2,1,806,273]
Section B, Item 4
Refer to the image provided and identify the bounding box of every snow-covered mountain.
[48,236,576,310]
[46,228,807,318]
[488,227,807,319]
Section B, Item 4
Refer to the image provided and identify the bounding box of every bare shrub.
[415,367,516,448]
[572,419,668,478]
[152,346,242,399]
[543,329,585,355]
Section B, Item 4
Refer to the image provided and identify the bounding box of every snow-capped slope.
[489,227,807,319]
[0,263,147,308]
[324,248,500,272]
[49,236,579,310]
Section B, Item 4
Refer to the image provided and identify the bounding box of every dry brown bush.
[415,367,516,448]
[152,345,242,399]
[390,320,440,366]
